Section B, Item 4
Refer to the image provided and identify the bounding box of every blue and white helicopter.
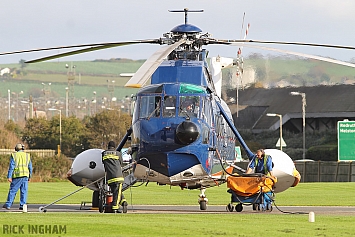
[3,8,354,210]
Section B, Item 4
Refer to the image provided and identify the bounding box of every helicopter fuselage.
[131,58,236,189]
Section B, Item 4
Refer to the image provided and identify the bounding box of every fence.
[0,149,55,158]
[294,161,355,182]
[234,161,355,182]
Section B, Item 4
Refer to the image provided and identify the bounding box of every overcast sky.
[1,0,355,64]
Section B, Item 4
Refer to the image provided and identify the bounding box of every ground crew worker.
[102,141,127,213]
[3,143,32,210]
[246,149,274,177]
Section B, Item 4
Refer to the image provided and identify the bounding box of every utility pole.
[291,91,307,159]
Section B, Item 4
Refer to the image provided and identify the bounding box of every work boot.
[112,204,120,213]
[121,201,128,213]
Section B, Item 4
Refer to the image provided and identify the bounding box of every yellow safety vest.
[102,152,120,161]
[255,154,271,176]
[12,152,30,178]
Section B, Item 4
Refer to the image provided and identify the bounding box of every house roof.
[228,84,355,131]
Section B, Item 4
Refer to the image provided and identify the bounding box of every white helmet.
[15,143,24,151]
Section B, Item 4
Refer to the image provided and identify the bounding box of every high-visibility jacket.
[11,152,31,178]
[102,149,124,184]
[255,154,272,176]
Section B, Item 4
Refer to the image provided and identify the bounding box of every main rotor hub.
[170,24,202,34]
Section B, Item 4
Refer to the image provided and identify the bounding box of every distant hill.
[1,56,354,99]
[0,59,144,98]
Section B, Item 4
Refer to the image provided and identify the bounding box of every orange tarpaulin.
[227,175,277,197]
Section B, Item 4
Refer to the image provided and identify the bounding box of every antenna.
[240,12,245,39]
[169,8,203,25]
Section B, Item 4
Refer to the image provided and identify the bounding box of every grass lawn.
[1,213,354,237]
[0,182,355,236]
[1,181,355,206]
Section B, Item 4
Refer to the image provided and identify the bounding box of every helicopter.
[2,8,355,210]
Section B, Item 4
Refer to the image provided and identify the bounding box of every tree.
[58,116,88,157]
[84,110,132,149]
[0,120,21,149]
[22,115,89,157]
[22,117,51,149]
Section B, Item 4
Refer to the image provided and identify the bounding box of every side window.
[163,96,176,117]
[201,124,209,144]
[139,95,161,119]
[202,96,212,125]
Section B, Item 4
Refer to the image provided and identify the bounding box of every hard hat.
[15,143,24,151]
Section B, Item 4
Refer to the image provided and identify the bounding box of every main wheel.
[252,203,257,211]
[98,190,105,213]
[92,191,99,208]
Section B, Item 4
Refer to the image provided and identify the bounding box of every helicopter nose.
[175,121,200,145]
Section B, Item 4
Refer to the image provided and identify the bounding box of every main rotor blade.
[25,39,160,63]
[0,39,160,63]
[125,39,186,88]
[229,42,355,68]
[211,39,355,50]
[0,40,159,56]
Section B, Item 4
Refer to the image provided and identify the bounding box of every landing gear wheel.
[266,204,273,212]
[98,190,105,213]
[226,203,234,212]
[199,201,207,210]
[252,203,258,211]
[98,199,104,213]
[235,203,243,212]
[122,201,128,213]
[92,191,99,208]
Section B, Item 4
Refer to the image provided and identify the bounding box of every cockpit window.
[139,95,161,119]
[179,96,200,118]
[139,85,163,93]
[163,96,176,117]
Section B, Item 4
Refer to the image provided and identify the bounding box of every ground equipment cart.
[226,174,276,212]
[97,177,128,213]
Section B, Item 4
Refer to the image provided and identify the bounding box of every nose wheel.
[199,200,207,210]
[198,188,208,210]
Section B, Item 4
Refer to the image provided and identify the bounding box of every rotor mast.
[169,8,203,25]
